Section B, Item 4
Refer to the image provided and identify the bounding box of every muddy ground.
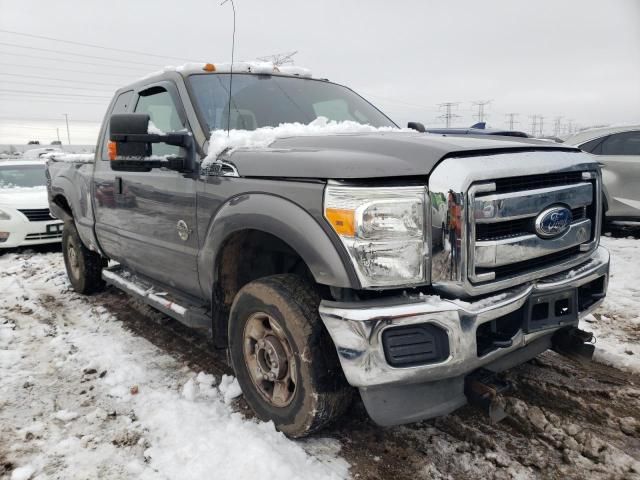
[94,286,640,480]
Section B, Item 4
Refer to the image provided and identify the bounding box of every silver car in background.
[565,125,640,226]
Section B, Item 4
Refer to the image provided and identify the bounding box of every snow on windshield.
[202,116,409,168]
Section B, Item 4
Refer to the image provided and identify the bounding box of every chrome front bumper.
[319,246,609,389]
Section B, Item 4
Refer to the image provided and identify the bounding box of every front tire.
[228,274,352,437]
[62,221,107,294]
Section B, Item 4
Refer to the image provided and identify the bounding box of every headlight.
[324,185,427,287]
[0,208,11,220]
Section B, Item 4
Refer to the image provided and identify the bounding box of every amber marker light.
[108,141,117,161]
[203,63,216,72]
[325,208,355,237]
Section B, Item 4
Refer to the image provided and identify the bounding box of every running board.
[102,265,212,336]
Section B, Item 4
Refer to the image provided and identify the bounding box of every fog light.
[0,232,9,243]
[382,323,450,367]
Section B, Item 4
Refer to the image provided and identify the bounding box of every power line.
[505,113,519,130]
[0,88,111,99]
[538,116,545,137]
[0,51,151,71]
[0,96,107,105]
[1,80,114,93]
[472,100,491,123]
[0,28,196,62]
[0,115,101,123]
[0,72,120,87]
[529,115,539,136]
[0,42,163,67]
[438,102,461,128]
[553,116,563,136]
[0,62,136,78]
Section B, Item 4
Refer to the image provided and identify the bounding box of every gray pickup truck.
[47,63,609,437]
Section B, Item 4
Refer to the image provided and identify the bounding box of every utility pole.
[529,115,538,137]
[437,102,461,128]
[505,113,519,130]
[566,119,574,135]
[553,116,563,136]
[56,128,61,143]
[63,113,71,145]
[472,100,491,123]
[538,116,545,137]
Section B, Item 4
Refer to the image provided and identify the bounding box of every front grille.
[25,232,62,240]
[19,208,55,222]
[493,171,584,194]
[469,170,597,284]
[476,246,581,280]
[476,206,587,241]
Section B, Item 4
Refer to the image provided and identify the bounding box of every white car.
[0,160,64,248]
[565,125,640,226]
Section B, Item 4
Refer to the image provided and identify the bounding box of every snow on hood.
[0,186,48,209]
[203,116,409,168]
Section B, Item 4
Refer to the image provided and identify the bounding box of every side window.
[600,132,640,156]
[579,136,605,155]
[101,90,133,160]
[134,87,185,157]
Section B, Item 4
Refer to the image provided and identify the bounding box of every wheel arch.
[197,193,357,346]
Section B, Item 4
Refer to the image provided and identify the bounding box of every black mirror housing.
[407,122,426,133]
[108,113,191,172]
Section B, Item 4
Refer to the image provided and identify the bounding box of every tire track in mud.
[94,287,640,480]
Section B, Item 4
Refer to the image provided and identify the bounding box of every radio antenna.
[220,0,236,136]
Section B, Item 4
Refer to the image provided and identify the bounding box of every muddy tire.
[228,274,352,437]
[62,221,107,294]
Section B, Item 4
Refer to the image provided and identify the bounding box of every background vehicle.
[47,62,609,437]
[565,125,640,226]
[0,160,63,248]
[422,122,529,138]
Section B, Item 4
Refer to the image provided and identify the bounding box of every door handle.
[115,176,123,195]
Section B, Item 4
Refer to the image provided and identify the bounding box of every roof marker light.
[203,63,216,72]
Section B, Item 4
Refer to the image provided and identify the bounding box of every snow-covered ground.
[0,252,348,480]
[581,235,640,372]
[1,235,639,479]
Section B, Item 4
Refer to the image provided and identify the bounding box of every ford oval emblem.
[535,206,573,238]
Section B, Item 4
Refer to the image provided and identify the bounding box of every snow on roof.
[203,116,408,168]
[45,153,95,164]
[138,61,313,83]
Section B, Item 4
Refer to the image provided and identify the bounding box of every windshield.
[0,165,47,188]
[188,73,397,131]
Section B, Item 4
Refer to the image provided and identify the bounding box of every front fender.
[198,193,357,297]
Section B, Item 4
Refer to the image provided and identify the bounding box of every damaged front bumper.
[319,246,609,426]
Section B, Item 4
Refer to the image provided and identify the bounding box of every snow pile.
[0,252,349,480]
[203,116,406,168]
[580,236,640,372]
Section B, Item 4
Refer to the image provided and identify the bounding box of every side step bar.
[103,265,212,336]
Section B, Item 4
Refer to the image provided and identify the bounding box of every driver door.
[94,81,201,296]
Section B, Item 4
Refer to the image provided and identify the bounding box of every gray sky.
[1,0,639,144]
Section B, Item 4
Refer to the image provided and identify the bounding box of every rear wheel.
[62,221,107,294]
[228,274,352,437]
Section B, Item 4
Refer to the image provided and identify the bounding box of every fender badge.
[177,220,192,241]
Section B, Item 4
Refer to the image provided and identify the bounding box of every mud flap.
[464,369,512,424]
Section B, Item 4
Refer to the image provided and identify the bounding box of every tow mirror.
[407,122,426,133]
[108,113,191,172]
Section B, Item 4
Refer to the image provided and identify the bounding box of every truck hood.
[0,186,49,209]
[224,132,579,179]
